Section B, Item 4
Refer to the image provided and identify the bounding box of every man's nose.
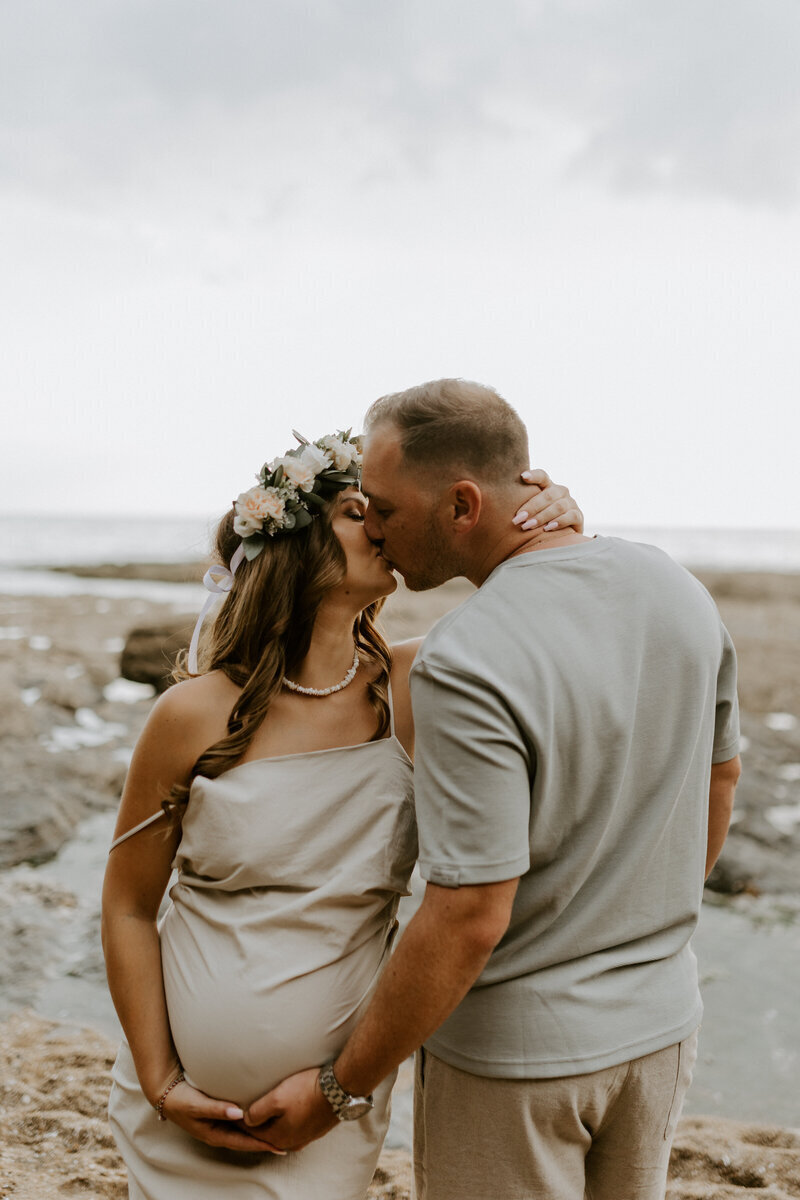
[364,510,382,545]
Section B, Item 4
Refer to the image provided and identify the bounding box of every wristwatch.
[318,1062,374,1121]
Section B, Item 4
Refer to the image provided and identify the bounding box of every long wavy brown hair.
[165,493,392,816]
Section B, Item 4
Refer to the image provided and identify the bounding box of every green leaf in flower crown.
[290,507,313,530]
[303,490,326,508]
[273,465,284,486]
[283,511,297,529]
[242,535,266,561]
[322,471,359,484]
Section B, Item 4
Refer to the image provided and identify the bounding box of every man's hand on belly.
[244,1067,337,1151]
[162,1080,288,1154]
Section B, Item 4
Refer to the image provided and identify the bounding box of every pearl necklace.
[282,646,360,697]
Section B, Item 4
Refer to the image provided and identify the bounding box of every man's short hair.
[364,379,529,480]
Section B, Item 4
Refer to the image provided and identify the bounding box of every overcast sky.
[2,0,798,527]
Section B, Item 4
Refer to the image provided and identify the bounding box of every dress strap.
[387,678,397,739]
[109,810,166,852]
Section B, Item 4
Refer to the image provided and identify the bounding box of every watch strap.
[318,1062,373,1118]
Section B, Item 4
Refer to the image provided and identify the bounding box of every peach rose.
[233,485,286,537]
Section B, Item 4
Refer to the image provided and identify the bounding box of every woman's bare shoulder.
[388,640,420,758]
[150,670,236,716]
[157,669,239,711]
[144,671,240,750]
[390,637,424,680]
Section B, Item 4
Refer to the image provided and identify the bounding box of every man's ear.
[447,480,482,533]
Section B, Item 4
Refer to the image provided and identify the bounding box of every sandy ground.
[1,1011,798,1199]
[0,1011,413,1199]
[0,563,799,1196]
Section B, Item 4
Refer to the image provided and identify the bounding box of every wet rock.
[49,561,204,583]
[0,740,132,870]
[706,829,800,895]
[701,710,800,895]
[706,839,762,895]
[0,875,78,1010]
[40,668,101,712]
[0,781,86,869]
[0,664,37,740]
[120,619,194,693]
[695,571,800,718]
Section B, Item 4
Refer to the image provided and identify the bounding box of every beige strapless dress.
[108,724,416,1200]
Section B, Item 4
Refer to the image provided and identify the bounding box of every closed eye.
[341,500,367,522]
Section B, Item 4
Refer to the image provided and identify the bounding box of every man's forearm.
[706,755,741,878]
[333,881,516,1097]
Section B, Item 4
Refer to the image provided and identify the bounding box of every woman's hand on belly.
[162,1079,288,1155]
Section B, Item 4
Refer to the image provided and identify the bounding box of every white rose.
[317,435,356,471]
[234,485,286,536]
[299,442,333,474]
[274,453,319,493]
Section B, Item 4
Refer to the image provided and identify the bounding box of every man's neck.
[467,529,591,588]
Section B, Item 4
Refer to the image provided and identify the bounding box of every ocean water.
[0,515,215,567]
[0,516,799,601]
[2,514,800,571]
[604,526,800,573]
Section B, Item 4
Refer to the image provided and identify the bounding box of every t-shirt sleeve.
[410,657,532,888]
[712,621,740,764]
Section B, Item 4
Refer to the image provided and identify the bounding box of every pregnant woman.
[102,428,580,1199]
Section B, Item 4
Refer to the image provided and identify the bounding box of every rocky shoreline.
[2,566,799,889]
[0,563,798,1195]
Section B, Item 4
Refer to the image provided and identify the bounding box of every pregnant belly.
[160,903,391,1108]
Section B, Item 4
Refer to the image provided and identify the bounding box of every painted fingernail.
[522,519,538,530]
[544,521,558,532]
[521,470,533,481]
[227,1106,244,1119]
[512,511,528,525]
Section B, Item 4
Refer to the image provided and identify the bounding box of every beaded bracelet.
[154,1069,185,1121]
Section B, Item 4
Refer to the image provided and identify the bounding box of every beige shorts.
[413,1030,698,1200]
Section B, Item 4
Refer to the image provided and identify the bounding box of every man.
[245,379,741,1199]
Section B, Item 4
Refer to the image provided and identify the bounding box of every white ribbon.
[187,543,246,675]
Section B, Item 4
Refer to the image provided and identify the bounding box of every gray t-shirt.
[412,536,739,1078]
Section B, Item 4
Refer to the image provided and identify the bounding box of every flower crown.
[233,429,362,561]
